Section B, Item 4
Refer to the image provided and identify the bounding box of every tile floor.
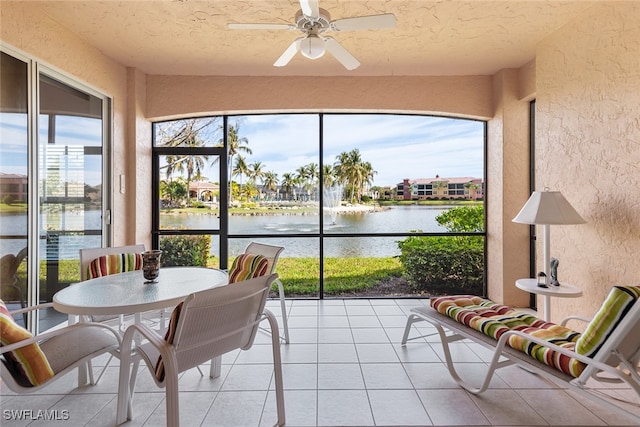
[1,298,639,426]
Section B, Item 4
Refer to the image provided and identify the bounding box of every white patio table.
[53,266,229,384]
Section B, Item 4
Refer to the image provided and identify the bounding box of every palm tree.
[248,161,265,200]
[220,122,252,203]
[359,161,377,201]
[280,173,297,201]
[304,162,319,200]
[322,164,336,188]
[334,149,365,204]
[262,170,279,200]
[295,165,309,201]
[464,182,481,200]
[232,155,249,201]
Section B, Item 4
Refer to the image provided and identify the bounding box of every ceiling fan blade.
[324,37,360,70]
[228,23,295,31]
[299,0,320,19]
[331,13,396,31]
[274,38,302,67]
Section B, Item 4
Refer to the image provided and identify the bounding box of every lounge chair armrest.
[497,329,623,380]
[560,315,592,327]
[0,322,121,354]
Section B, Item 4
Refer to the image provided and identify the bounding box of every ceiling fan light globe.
[300,35,325,59]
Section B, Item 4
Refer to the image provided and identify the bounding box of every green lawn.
[15,256,404,298]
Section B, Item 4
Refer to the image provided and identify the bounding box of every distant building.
[189,181,219,201]
[0,173,28,202]
[395,176,484,200]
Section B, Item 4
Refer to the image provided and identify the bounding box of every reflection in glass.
[38,73,103,308]
[0,52,29,313]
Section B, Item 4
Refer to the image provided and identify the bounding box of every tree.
[220,121,252,203]
[232,155,249,201]
[295,165,309,201]
[160,179,188,207]
[322,164,336,188]
[280,173,297,201]
[333,149,376,203]
[435,206,484,232]
[305,162,319,200]
[156,119,212,207]
[262,170,279,200]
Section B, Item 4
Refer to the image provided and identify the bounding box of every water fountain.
[323,184,344,225]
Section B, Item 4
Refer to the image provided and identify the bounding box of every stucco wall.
[535,2,640,321]
[146,75,493,120]
[0,2,136,247]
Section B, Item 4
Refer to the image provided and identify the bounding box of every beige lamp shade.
[513,191,586,225]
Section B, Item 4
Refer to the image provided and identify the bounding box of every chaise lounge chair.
[401,287,640,423]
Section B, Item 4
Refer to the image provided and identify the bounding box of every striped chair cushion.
[87,252,143,279]
[430,295,585,377]
[228,254,269,284]
[575,285,640,357]
[0,300,54,386]
[155,301,183,382]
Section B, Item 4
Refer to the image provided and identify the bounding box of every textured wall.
[536,2,640,321]
[487,70,531,307]
[146,75,493,120]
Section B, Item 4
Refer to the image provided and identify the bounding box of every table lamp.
[513,191,586,286]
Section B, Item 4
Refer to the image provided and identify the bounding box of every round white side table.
[515,278,583,322]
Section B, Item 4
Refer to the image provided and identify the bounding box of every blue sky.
[228,113,484,187]
[2,113,485,189]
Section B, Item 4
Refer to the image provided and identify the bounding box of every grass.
[0,203,28,214]
[15,256,405,298]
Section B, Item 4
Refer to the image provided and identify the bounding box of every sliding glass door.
[0,49,111,331]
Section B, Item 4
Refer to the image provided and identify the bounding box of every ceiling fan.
[227,0,396,70]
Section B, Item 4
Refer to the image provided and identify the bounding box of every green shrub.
[397,205,485,295]
[160,235,211,267]
[397,235,484,295]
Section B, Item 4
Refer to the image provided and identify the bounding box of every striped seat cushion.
[430,295,585,377]
[576,285,640,357]
[87,252,143,279]
[228,254,269,284]
[155,301,183,382]
[0,300,54,386]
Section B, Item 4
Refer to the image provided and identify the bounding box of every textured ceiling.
[30,0,595,76]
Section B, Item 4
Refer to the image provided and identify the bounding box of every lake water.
[164,205,451,257]
[1,205,452,259]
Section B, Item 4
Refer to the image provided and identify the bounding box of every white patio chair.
[0,302,121,393]
[79,244,145,381]
[243,242,289,344]
[116,273,285,427]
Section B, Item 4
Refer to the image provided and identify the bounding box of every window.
[153,114,486,299]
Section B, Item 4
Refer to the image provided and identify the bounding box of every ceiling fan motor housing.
[295,8,331,33]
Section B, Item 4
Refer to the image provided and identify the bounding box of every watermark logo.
[3,409,70,421]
